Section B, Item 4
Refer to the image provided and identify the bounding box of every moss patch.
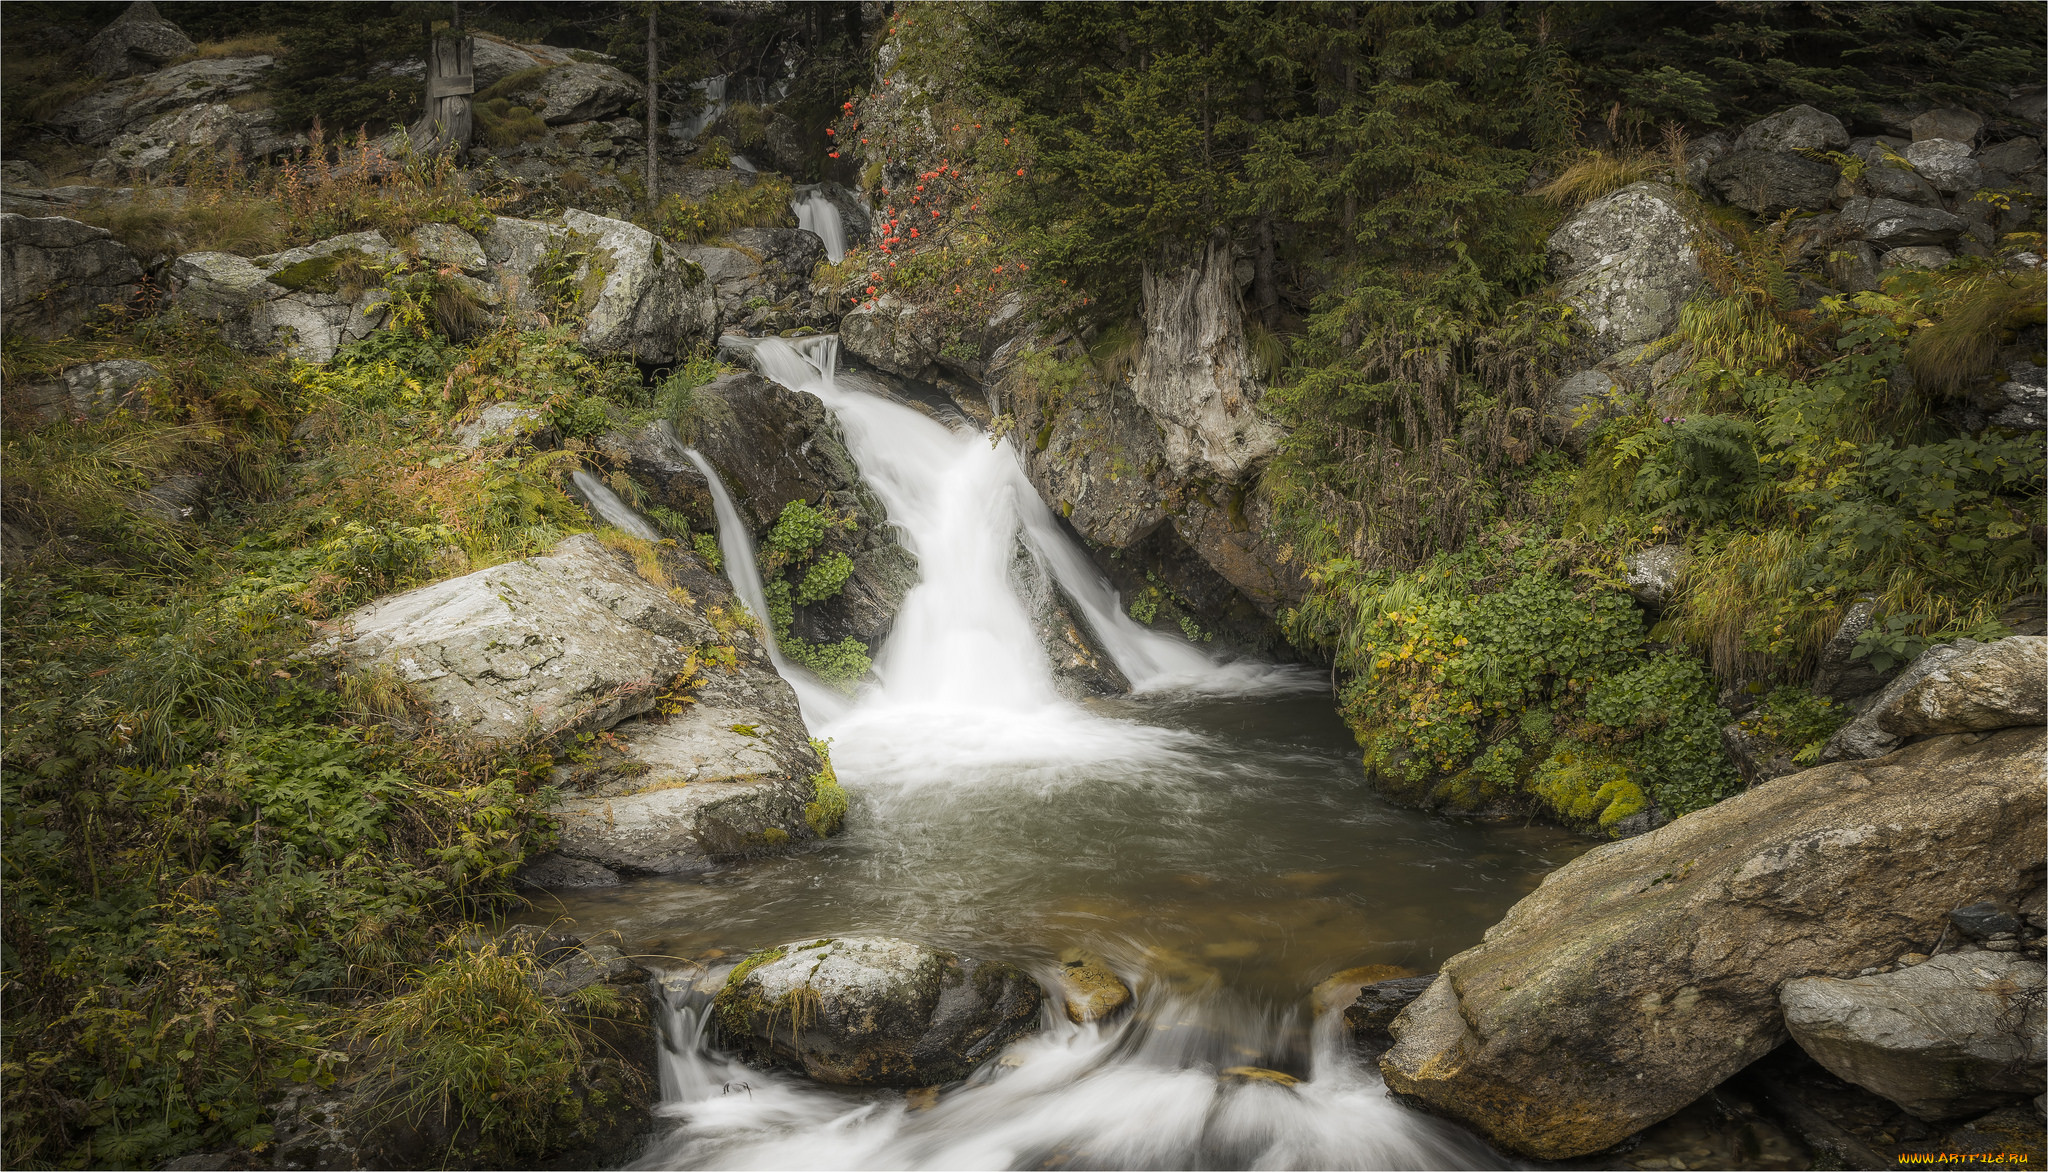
[804,738,848,839]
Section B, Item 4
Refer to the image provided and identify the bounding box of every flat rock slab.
[319,534,708,742]
[1380,726,2046,1159]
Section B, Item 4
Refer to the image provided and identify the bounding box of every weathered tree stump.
[410,34,474,157]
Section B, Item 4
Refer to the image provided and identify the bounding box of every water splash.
[634,974,1505,1171]
[792,189,849,262]
[571,469,659,541]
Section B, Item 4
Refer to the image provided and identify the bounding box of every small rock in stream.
[1053,949,1132,1024]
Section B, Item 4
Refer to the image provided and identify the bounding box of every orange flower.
[866,285,877,295]
[1016,168,1025,176]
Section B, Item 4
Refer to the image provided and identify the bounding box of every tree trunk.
[410,34,473,157]
[645,6,659,209]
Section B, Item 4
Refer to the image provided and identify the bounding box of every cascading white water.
[613,335,1519,1171]
[637,973,1502,1171]
[791,190,848,263]
[729,154,758,173]
[571,469,660,541]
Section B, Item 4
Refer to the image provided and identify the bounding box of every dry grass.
[1905,272,2046,397]
[178,33,286,61]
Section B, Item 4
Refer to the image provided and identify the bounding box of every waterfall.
[791,190,848,262]
[670,432,850,723]
[570,470,659,541]
[687,334,1307,790]
[728,154,757,173]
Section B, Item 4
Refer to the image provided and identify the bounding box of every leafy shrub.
[651,175,796,245]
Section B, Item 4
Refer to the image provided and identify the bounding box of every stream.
[530,337,1591,1170]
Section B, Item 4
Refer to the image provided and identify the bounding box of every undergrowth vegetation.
[0,260,726,1165]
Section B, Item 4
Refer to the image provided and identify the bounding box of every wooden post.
[411,34,474,157]
[645,6,659,209]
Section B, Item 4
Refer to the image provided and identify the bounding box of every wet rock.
[1879,635,2047,738]
[169,233,397,362]
[714,936,1042,1086]
[540,940,651,998]
[1343,974,1436,1057]
[1820,637,1983,762]
[841,294,942,378]
[1708,149,1840,216]
[691,371,916,649]
[1547,182,1701,359]
[1903,139,1984,193]
[1220,1066,1300,1088]
[83,1,194,78]
[561,208,717,365]
[1312,964,1416,1017]
[1378,726,2047,1159]
[316,534,703,742]
[1,214,144,340]
[1129,239,1281,481]
[1735,105,1850,154]
[515,853,621,888]
[47,56,274,146]
[1010,540,1129,699]
[1172,482,1308,622]
[1912,108,1986,145]
[1782,953,2045,1120]
[1624,544,1690,613]
[18,357,163,422]
[595,420,713,526]
[1053,949,1132,1023]
[1836,196,1966,248]
[1992,362,2047,431]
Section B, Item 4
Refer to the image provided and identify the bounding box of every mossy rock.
[712,936,1041,1086]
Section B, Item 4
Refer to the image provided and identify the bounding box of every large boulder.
[1010,539,1130,699]
[1782,953,2045,1121]
[316,534,702,742]
[83,0,194,78]
[1128,238,1281,482]
[1707,150,1840,216]
[1378,726,2047,1159]
[713,936,1042,1086]
[1,214,144,339]
[1836,197,1966,248]
[690,371,917,650]
[1623,543,1690,612]
[1547,182,1701,359]
[92,102,300,181]
[46,56,274,146]
[529,62,640,125]
[540,543,835,877]
[1734,105,1850,154]
[168,232,398,362]
[559,208,717,364]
